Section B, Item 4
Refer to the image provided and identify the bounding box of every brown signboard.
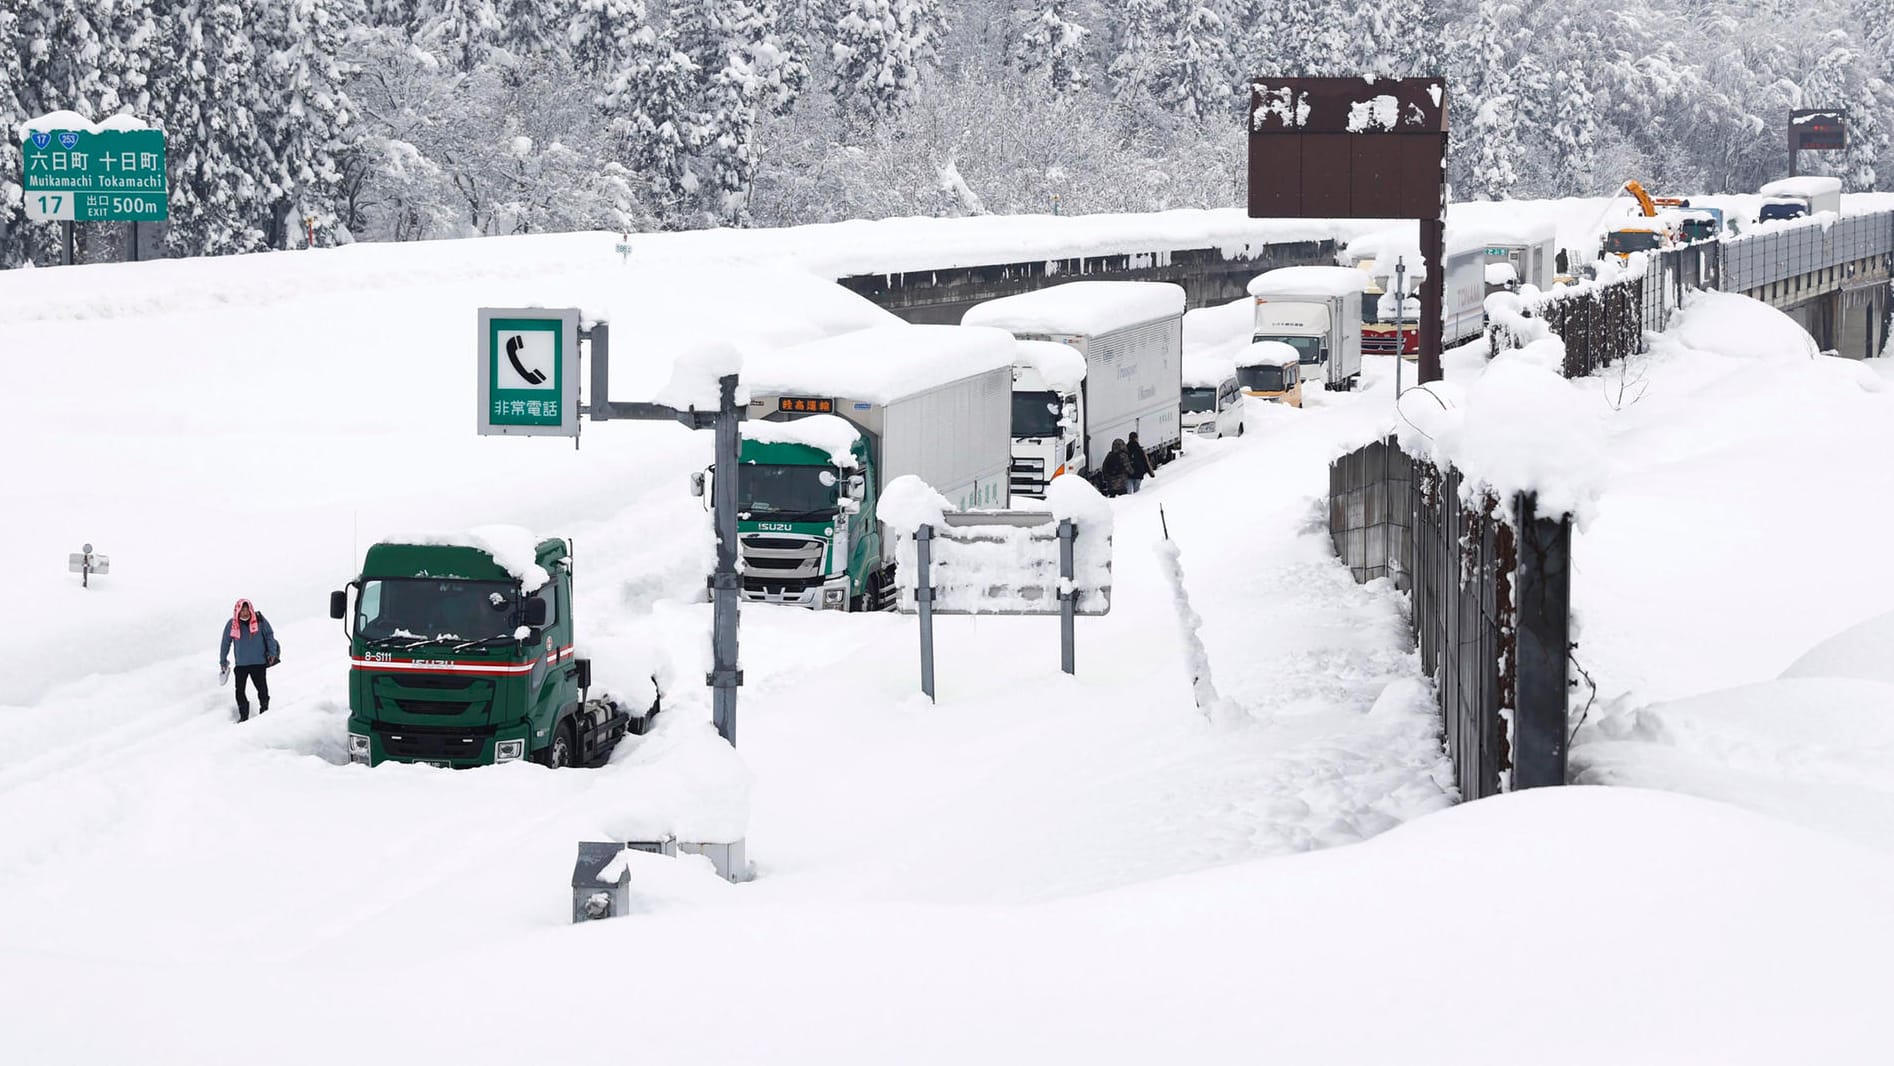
[1790,109,1847,152]
[1248,77,1448,221]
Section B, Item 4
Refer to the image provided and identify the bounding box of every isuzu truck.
[964,281,1185,494]
[1247,266,1368,390]
[331,529,658,768]
[734,324,1015,610]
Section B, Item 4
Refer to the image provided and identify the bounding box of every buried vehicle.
[332,530,658,768]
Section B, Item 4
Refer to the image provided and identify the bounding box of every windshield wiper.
[446,635,513,653]
[748,509,836,522]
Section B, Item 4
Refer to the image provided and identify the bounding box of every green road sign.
[21,128,169,222]
[477,308,581,437]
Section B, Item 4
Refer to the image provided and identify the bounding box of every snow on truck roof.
[1182,353,1238,388]
[1760,176,1842,199]
[1247,266,1371,298]
[373,525,555,591]
[741,324,1017,404]
[961,281,1186,337]
[1238,341,1301,368]
[741,414,862,467]
[1013,339,1088,392]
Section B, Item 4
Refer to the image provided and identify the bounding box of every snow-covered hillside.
[5,220,1894,1062]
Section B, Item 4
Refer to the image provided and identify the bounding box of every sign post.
[68,542,110,589]
[1247,77,1449,383]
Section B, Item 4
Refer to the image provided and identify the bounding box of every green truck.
[330,532,657,768]
[732,325,1016,611]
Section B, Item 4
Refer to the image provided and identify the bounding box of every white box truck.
[1759,176,1843,219]
[735,324,1015,610]
[963,281,1185,495]
[1246,266,1368,390]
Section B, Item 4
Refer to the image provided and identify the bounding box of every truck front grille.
[740,534,824,581]
[395,698,476,716]
[378,724,496,760]
[1010,456,1048,497]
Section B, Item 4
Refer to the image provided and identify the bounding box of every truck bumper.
[740,574,851,610]
[350,719,531,768]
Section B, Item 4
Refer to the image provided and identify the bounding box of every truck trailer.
[963,281,1185,495]
[331,530,657,769]
[1247,266,1368,390]
[734,324,1015,610]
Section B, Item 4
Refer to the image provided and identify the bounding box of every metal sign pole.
[1394,257,1407,397]
[1058,519,1076,675]
[709,374,743,744]
[915,524,936,702]
[1419,216,1445,384]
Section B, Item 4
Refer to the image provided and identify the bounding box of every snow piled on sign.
[18,110,152,137]
[379,524,554,591]
[962,280,1185,337]
[877,474,955,533]
[1014,339,1087,392]
[742,324,1017,404]
[1345,94,1399,132]
[1247,265,1370,299]
[741,413,861,467]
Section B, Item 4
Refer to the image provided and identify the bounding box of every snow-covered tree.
[416,0,504,72]
[829,0,946,132]
[599,25,701,221]
[1107,0,1171,117]
[257,0,360,245]
[1009,0,1090,97]
[568,0,645,78]
[1165,1,1235,122]
[151,0,276,255]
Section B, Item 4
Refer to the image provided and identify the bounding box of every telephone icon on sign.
[505,335,547,385]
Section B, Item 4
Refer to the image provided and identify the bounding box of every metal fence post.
[1058,519,1076,675]
[1511,493,1571,789]
[915,524,936,702]
[709,374,743,744]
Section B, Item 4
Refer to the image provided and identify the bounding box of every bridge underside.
[1747,274,1892,360]
[839,241,1338,323]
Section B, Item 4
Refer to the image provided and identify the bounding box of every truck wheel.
[538,721,573,768]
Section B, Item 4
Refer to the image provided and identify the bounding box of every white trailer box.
[963,281,1186,476]
[1759,176,1843,218]
[744,324,1016,514]
[1246,266,1368,389]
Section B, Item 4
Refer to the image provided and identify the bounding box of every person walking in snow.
[219,597,280,721]
[1099,439,1130,497]
[1126,432,1156,494]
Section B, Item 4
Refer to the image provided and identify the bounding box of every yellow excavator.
[1601,181,1669,257]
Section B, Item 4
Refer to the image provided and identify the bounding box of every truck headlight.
[823,587,846,607]
[495,738,525,763]
[348,732,371,765]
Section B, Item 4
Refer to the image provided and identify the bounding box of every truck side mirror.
[847,474,865,501]
[690,470,707,497]
[330,590,347,620]
[575,658,592,691]
[524,597,549,627]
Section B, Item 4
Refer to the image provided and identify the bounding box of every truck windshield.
[1012,391,1063,438]
[1603,230,1663,254]
[1238,364,1290,391]
[738,464,838,520]
[1180,387,1216,414]
[1254,335,1322,365]
[358,578,519,645]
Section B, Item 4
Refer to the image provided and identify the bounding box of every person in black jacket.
[1098,439,1131,496]
[219,597,281,721]
[1126,432,1156,493]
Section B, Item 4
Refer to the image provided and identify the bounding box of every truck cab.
[332,534,652,769]
[1235,341,1303,408]
[1009,341,1086,499]
[735,414,876,610]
